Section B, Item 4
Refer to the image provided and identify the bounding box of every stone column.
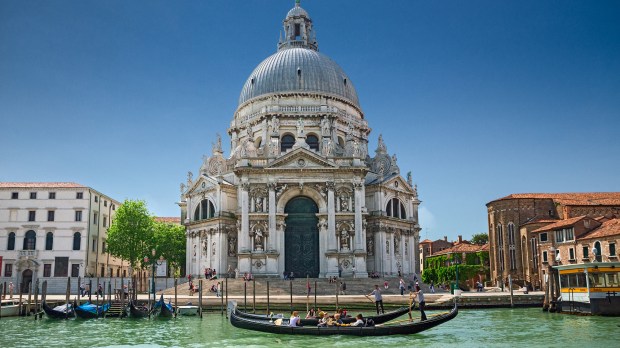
[327,181,336,250]
[240,182,251,253]
[268,183,276,251]
[354,182,363,251]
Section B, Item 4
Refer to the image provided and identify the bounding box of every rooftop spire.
[278,1,318,51]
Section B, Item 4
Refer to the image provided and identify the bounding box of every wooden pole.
[18,286,23,316]
[314,280,317,311]
[289,280,293,312]
[2,281,5,300]
[225,277,228,319]
[34,279,39,319]
[306,275,309,313]
[252,278,256,313]
[267,281,270,315]
[108,282,112,305]
[0,283,3,319]
[220,281,224,316]
[244,281,247,312]
[65,277,71,319]
[198,279,203,319]
[88,279,92,303]
[174,278,178,319]
[26,281,32,316]
[335,279,339,311]
[42,281,47,304]
[509,274,514,308]
[77,276,81,304]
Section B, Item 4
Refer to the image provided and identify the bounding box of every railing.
[18,250,38,258]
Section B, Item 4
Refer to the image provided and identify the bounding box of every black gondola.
[234,303,415,326]
[42,301,75,319]
[152,295,174,318]
[127,301,149,318]
[229,303,457,336]
[75,302,110,319]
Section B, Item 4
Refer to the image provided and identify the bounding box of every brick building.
[487,193,620,289]
[419,237,453,274]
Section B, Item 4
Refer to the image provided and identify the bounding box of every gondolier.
[368,285,385,314]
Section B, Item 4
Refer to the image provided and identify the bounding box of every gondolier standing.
[413,285,427,321]
[368,285,385,314]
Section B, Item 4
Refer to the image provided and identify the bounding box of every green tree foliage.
[471,233,489,245]
[153,221,186,274]
[106,199,154,274]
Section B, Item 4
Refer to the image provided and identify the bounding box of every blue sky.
[1,0,619,242]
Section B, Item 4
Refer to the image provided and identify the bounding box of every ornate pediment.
[266,148,337,170]
[187,176,219,196]
[384,176,415,195]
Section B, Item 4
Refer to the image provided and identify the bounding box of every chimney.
[458,235,463,243]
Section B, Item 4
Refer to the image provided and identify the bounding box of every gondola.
[229,302,457,336]
[42,301,75,319]
[152,295,174,318]
[234,303,416,326]
[75,302,110,319]
[127,301,149,319]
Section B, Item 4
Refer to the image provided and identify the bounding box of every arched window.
[194,199,216,221]
[594,241,602,262]
[73,232,81,250]
[307,134,319,151]
[386,198,407,219]
[280,134,295,152]
[46,232,54,250]
[7,232,16,250]
[496,224,504,271]
[23,230,36,250]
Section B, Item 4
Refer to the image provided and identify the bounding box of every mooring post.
[199,279,203,319]
[18,288,24,316]
[314,280,317,311]
[220,281,224,316]
[65,277,71,319]
[252,278,256,313]
[267,281,270,315]
[289,279,293,312]
[509,275,514,308]
[77,276,82,302]
[0,283,3,319]
[174,278,178,319]
[225,278,228,319]
[88,279,92,303]
[244,281,247,312]
[335,279,339,311]
[34,279,39,319]
[26,282,32,316]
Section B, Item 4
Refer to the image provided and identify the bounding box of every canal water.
[0,308,618,347]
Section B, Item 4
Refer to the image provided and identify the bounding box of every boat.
[42,301,75,319]
[1,299,21,317]
[127,301,149,319]
[555,261,620,316]
[234,303,416,326]
[176,302,199,316]
[152,295,174,318]
[75,302,110,319]
[229,302,458,336]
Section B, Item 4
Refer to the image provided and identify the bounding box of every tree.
[153,221,186,276]
[106,199,154,275]
[471,233,489,245]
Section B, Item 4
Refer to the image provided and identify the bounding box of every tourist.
[317,313,329,327]
[289,311,301,327]
[368,284,385,314]
[289,271,295,280]
[84,283,91,296]
[399,278,406,295]
[351,314,364,326]
[430,280,435,293]
[338,265,342,278]
[227,265,233,278]
[283,271,289,280]
[306,307,316,318]
[80,282,86,297]
[384,280,389,289]
[216,282,221,297]
[352,265,356,278]
[333,313,343,325]
[211,269,217,279]
[9,282,14,299]
[340,281,346,295]
[413,285,427,321]
[188,274,192,283]
[97,283,103,297]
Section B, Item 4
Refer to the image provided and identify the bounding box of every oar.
[408,291,414,321]
[364,294,375,304]
[376,311,451,326]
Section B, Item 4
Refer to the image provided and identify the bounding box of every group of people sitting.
[204,268,218,280]
[282,271,295,280]
[368,271,381,279]
[286,308,373,328]
[327,276,338,283]
[243,272,254,281]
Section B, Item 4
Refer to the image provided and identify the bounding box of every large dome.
[238,48,359,107]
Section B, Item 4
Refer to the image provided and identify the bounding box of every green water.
[1,308,618,347]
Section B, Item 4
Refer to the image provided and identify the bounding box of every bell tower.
[278,0,318,51]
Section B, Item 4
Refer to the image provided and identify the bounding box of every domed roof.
[238,48,360,107]
[287,5,309,18]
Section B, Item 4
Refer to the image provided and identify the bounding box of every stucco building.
[180,2,421,279]
[0,182,123,293]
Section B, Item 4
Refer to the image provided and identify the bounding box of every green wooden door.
[284,196,319,278]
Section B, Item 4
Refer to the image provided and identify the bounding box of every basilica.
[180,1,421,279]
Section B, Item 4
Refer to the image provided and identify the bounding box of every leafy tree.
[106,199,154,275]
[153,221,186,276]
[471,233,489,245]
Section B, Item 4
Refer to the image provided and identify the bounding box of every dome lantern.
[278,0,318,51]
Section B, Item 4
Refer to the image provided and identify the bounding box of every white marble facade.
[180,2,421,279]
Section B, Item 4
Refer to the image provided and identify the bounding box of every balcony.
[18,250,39,259]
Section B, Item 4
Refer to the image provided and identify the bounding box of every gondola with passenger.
[229,302,458,336]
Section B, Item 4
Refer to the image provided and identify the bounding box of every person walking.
[399,278,406,296]
[340,281,347,295]
[430,280,435,293]
[368,285,385,314]
[216,282,221,297]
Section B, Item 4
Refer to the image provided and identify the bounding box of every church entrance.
[284,196,319,278]
[21,269,33,293]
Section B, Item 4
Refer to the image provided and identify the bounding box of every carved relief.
[386,240,390,254]
[228,236,237,256]
[366,237,374,256]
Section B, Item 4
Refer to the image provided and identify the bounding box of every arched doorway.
[21,269,33,293]
[285,196,319,277]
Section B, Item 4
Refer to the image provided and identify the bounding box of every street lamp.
[151,249,156,303]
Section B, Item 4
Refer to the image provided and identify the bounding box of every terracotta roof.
[420,239,432,244]
[154,217,181,224]
[0,182,86,188]
[430,242,488,256]
[488,192,620,206]
[578,219,620,240]
[531,216,587,233]
[521,216,560,226]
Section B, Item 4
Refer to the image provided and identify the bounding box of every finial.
[296,0,301,6]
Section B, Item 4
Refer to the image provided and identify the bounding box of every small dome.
[287,5,309,19]
[238,48,359,107]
